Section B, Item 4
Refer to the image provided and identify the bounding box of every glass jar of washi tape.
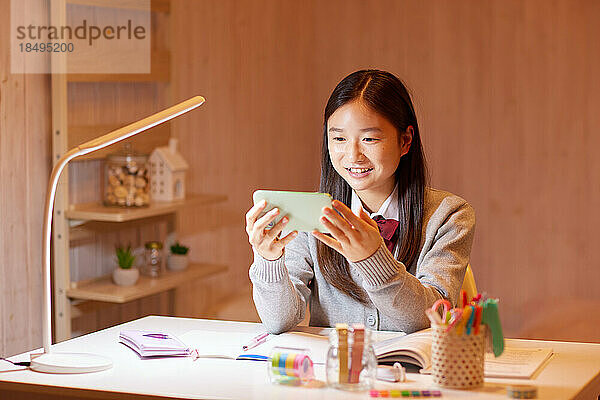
[268,346,315,385]
[431,324,486,388]
[104,143,150,207]
[325,323,377,391]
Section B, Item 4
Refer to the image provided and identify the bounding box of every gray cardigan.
[249,188,475,334]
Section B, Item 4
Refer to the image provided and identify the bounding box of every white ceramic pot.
[167,254,189,271]
[112,267,139,286]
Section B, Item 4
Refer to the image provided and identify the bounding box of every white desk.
[1,316,599,399]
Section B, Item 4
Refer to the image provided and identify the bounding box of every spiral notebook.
[119,330,192,358]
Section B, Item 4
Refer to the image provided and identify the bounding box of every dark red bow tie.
[373,216,399,253]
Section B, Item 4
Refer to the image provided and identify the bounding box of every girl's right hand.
[245,200,298,261]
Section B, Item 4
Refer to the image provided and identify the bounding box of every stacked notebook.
[119,330,192,358]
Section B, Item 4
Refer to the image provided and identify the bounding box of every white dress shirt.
[350,184,399,220]
[350,184,400,257]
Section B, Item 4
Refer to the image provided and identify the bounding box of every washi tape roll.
[285,352,296,375]
[271,352,281,375]
[296,354,314,380]
[270,352,314,380]
[507,384,537,399]
[278,352,288,375]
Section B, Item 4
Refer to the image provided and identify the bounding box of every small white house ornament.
[149,138,189,202]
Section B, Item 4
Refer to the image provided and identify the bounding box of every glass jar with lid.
[104,143,150,207]
[143,241,163,277]
[326,324,377,391]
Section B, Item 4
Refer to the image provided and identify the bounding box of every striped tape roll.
[270,352,314,380]
[507,385,537,399]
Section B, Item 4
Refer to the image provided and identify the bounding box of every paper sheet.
[484,347,553,378]
[180,330,248,359]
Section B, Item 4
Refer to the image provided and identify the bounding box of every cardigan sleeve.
[249,232,313,334]
[349,198,475,333]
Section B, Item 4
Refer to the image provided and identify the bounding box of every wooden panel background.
[2,0,600,357]
[170,0,600,342]
[0,0,51,357]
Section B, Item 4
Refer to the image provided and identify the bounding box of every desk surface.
[1,316,599,400]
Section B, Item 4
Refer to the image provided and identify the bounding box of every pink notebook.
[119,330,192,358]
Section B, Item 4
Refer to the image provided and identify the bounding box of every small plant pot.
[167,254,189,271]
[112,267,139,286]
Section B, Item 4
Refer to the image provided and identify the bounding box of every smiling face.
[327,100,412,210]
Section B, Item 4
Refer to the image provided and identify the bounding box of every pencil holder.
[431,324,486,389]
[325,324,377,391]
[268,346,314,386]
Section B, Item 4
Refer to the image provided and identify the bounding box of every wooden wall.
[170,0,600,342]
[2,0,599,357]
[0,0,51,357]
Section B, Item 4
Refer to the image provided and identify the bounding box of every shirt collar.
[350,183,399,220]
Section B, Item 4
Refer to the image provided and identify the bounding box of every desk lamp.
[31,96,205,373]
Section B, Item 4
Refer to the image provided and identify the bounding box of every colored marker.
[349,324,364,383]
[455,306,472,336]
[466,305,476,335]
[460,290,468,308]
[473,305,483,335]
[336,323,349,383]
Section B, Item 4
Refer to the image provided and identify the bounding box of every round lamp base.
[30,352,113,374]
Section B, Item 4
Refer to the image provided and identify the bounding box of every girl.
[245,69,475,334]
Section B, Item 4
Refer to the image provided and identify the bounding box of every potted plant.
[112,245,140,286]
[168,242,189,271]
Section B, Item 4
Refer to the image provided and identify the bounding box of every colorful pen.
[460,290,468,308]
[445,308,463,333]
[143,333,170,339]
[455,306,472,336]
[242,332,270,351]
[466,305,476,335]
[473,305,483,335]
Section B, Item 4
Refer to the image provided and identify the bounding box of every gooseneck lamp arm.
[38,96,205,372]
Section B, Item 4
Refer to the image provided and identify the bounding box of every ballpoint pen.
[143,333,170,339]
[242,332,270,351]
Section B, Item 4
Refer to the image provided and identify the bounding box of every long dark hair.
[317,69,428,304]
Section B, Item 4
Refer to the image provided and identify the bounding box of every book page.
[484,347,553,378]
[253,331,330,364]
[181,328,407,364]
[373,330,432,370]
[180,330,249,359]
[180,330,331,362]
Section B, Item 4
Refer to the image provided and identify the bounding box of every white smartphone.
[252,190,333,233]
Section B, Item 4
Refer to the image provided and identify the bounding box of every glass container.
[104,143,150,207]
[268,346,314,386]
[325,324,377,391]
[143,241,163,277]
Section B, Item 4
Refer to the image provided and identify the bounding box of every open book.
[179,327,405,364]
[180,329,334,363]
[374,330,433,370]
[373,330,553,379]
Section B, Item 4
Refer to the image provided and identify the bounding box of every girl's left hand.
[312,200,383,262]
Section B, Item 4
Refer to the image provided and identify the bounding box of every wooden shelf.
[66,262,226,303]
[65,193,227,222]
